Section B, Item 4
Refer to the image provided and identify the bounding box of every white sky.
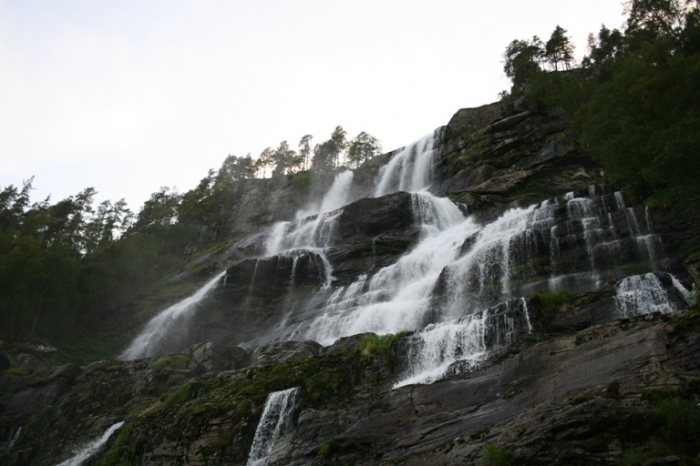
[0,0,627,211]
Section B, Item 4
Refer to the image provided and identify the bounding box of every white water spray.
[289,193,473,345]
[246,387,299,466]
[55,422,125,466]
[374,133,437,197]
[394,298,533,387]
[614,273,691,318]
[119,272,226,360]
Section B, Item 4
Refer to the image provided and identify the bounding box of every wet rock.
[184,341,250,372]
[251,340,322,366]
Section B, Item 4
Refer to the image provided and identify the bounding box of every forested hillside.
[2,1,700,465]
[0,126,382,361]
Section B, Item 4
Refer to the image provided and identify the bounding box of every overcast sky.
[0,0,627,211]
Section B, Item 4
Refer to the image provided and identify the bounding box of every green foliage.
[317,442,333,457]
[530,289,574,318]
[569,393,591,405]
[312,125,348,171]
[165,380,198,406]
[292,170,313,200]
[576,36,700,206]
[525,69,594,115]
[544,25,575,71]
[501,3,700,208]
[502,36,544,94]
[357,332,406,358]
[149,354,189,370]
[618,446,652,466]
[687,250,700,263]
[347,131,382,168]
[484,443,513,466]
[655,398,700,454]
[305,369,343,407]
[605,380,621,399]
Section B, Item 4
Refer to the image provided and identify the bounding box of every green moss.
[687,250,700,263]
[165,379,198,406]
[605,380,621,400]
[5,366,29,376]
[618,446,652,466]
[357,332,407,358]
[655,399,700,454]
[484,443,512,466]
[305,369,343,407]
[149,354,189,370]
[317,442,332,457]
[641,389,674,405]
[569,393,590,405]
[531,288,575,318]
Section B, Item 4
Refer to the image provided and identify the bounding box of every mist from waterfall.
[119,271,226,360]
[55,421,125,466]
[374,133,437,197]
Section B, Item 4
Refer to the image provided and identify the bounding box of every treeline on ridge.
[0,126,381,360]
[2,0,698,362]
[501,0,700,207]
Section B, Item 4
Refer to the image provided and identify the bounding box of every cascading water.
[120,126,692,389]
[276,184,679,383]
[264,171,358,289]
[294,170,354,220]
[286,192,474,344]
[316,170,354,216]
[374,133,437,197]
[119,271,226,360]
[614,272,693,318]
[246,387,299,466]
[394,298,533,387]
[55,421,125,466]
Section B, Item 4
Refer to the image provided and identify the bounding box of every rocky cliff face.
[2,101,699,465]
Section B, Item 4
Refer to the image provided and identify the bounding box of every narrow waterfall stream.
[246,387,300,466]
[120,271,227,360]
[55,422,125,466]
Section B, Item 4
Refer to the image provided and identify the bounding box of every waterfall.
[55,421,125,466]
[374,133,437,197]
[318,170,354,215]
[246,387,299,466]
[294,170,355,220]
[279,187,669,381]
[119,271,226,360]
[395,313,489,388]
[2,426,21,455]
[265,211,342,256]
[288,192,474,345]
[394,298,533,387]
[614,273,691,318]
[264,171,360,289]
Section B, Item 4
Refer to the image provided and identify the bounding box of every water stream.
[246,387,299,466]
[55,421,125,466]
[120,271,226,360]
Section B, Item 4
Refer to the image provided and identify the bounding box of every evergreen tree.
[347,131,382,168]
[312,126,348,171]
[503,36,544,94]
[545,25,575,70]
[298,134,313,171]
